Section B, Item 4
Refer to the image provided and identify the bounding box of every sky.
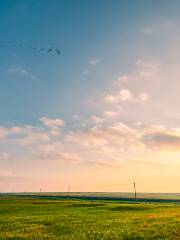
[1,0,180,192]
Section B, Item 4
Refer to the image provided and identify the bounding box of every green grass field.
[1,196,180,239]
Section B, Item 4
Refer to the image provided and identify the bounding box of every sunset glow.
[1,1,180,192]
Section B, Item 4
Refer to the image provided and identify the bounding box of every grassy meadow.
[1,195,180,239]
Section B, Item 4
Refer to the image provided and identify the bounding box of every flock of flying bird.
[0,44,60,55]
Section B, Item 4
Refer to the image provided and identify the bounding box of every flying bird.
[0,43,61,56]
[55,48,60,55]
[47,48,53,53]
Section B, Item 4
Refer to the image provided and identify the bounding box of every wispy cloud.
[142,130,180,151]
[6,67,37,79]
[89,58,100,65]
[104,89,149,103]
[139,19,175,36]
[82,58,100,75]
[1,152,10,160]
[40,117,65,128]
[1,115,180,173]
[91,115,105,125]
[140,26,154,35]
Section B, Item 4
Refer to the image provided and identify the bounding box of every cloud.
[66,122,142,157]
[1,152,10,160]
[114,75,129,84]
[91,116,105,124]
[36,144,81,164]
[136,59,160,81]
[138,92,149,101]
[103,111,120,119]
[142,131,180,151]
[104,89,149,103]
[113,60,160,90]
[82,58,100,76]
[103,60,157,107]
[84,159,122,168]
[104,89,132,103]
[139,19,175,36]
[66,121,180,159]
[6,67,37,79]
[2,116,180,170]
[12,127,50,146]
[89,58,100,65]
[0,125,50,146]
[119,89,132,101]
[40,117,65,128]
[104,94,118,103]
[0,117,65,156]
[0,117,64,147]
[140,26,154,35]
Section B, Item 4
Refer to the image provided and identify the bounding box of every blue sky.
[0,0,176,125]
[1,0,180,192]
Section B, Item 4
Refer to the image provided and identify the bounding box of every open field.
[1,195,180,239]
[6,191,180,199]
[6,192,180,203]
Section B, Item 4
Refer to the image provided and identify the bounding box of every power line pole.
[133,181,137,201]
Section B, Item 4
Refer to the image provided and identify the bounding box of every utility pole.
[133,181,137,201]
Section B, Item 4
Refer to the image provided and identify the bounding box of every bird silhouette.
[0,43,61,56]
[47,48,53,53]
[55,48,60,55]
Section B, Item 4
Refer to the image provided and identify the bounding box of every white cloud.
[91,116,105,124]
[0,125,50,146]
[113,60,160,89]
[104,111,119,119]
[2,116,180,170]
[40,117,65,129]
[104,89,132,103]
[136,59,160,81]
[104,89,148,104]
[138,92,149,101]
[114,75,129,85]
[89,58,100,65]
[103,59,156,106]
[40,117,65,137]
[36,144,81,164]
[119,89,132,101]
[0,117,65,147]
[6,67,37,79]
[81,58,100,76]
[104,94,118,103]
